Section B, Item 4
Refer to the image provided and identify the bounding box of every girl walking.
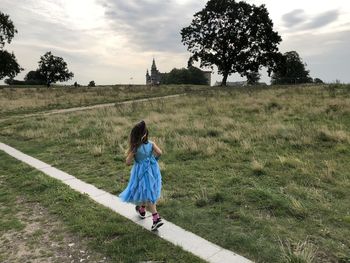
[119,120,163,231]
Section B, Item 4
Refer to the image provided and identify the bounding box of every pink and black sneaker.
[151,213,163,231]
[135,205,146,219]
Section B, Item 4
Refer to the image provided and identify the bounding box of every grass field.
[1,84,350,262]
[0,152,204,263]
[0,84,207,117]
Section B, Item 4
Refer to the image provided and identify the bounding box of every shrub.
[88,80,96,87]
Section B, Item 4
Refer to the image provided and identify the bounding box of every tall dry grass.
[0,84,206,117]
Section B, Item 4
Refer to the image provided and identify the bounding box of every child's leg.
[148,202,163,231]
[148,202,161,222]
[147,202,157,214]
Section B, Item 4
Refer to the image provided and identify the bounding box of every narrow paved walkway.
[0,142,252,263]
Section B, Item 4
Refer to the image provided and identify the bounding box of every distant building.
[146,59,162,85]
[146,58,212,85]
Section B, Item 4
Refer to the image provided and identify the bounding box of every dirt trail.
[0,196,109,263]
[0,93,186,123]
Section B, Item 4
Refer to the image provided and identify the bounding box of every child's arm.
[125,151,134,166]
[152,142,162,157]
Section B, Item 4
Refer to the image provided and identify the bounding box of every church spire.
[151,58,157,71]
[146,58,161,85]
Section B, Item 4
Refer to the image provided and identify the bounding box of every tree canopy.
[0,11,17,48]
[181,0,281,86]
[88,80,96,87]
[24,70,46,84]
[246,71,261,85]
[0,50,22,80]
[161,66,208,85]
[0,11,22,80]
[271,51,313,85]
[314,78,323,84]
[37,51,74,86]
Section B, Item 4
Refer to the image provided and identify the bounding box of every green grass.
[1,84,350,262]
[0,152,204,263]
[0,84,208,117]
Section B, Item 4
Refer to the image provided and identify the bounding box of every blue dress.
[119,141,162,204]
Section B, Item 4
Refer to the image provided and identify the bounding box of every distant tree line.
[5,51,74,87]
[161,66,208,85]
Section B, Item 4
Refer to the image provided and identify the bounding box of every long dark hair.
[127,120,148,155]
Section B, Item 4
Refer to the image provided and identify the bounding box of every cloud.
[282,9,306,27]
[282,9,340,31]
[303,10,339,29]
[99,0,205,53]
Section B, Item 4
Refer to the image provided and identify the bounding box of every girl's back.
[134,142,153,163]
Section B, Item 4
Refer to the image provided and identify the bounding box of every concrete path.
[0,142,252,263]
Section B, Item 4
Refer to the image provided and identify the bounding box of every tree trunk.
[221,73,228,86]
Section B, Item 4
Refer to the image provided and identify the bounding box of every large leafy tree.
[0,11,22,80]
[271,51,313,85]
[181,0,282,86]
[37,51,74,86]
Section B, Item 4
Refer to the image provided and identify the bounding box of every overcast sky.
[1,0,350,85]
